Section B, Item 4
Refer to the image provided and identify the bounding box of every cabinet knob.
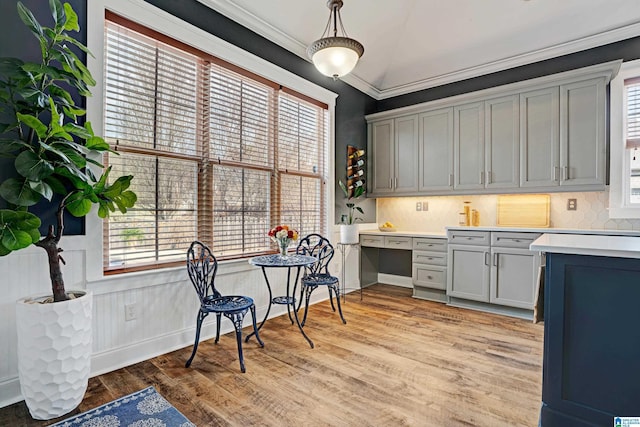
[427,275,433,280]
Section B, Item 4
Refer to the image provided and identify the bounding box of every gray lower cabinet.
[447,230,541,314]
[412,237,448,302]
[447,243,490,301]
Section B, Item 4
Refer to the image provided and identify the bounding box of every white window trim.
[85,0,337,283]
[610,58,640,218]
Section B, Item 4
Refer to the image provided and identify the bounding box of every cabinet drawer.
[413,250,447,266]
[412,265,446,290]
[384,236,412,250]
[413,237,447,252]
[360,235,384,248]
[448,230,490,246]
[491,232,541,249]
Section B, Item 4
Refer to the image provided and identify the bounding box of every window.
[610,59,640,218]
[103,15,328,272]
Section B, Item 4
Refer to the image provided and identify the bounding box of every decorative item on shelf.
[268,225,299,259]
[463,201,472,226]
[346,145,365,198]
[471,209,480,227]
[0,1,137,420]
[307,0,364,80]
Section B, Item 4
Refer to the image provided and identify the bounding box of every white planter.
[16,291,93,420]
[340,224,359,244]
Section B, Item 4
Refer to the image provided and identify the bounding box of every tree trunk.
[39,239,68,302]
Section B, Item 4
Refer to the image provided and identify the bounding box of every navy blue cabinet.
[541,253,640,426]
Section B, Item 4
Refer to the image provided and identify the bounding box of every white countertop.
[530,233,640,259]
[446,226,640,236]
[359,229,447,238]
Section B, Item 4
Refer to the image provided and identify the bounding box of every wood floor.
[0,284,544,427]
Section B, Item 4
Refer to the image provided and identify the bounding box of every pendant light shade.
[308,0,364,80]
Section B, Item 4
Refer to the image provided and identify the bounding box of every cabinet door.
[520,87,559,187]
[419,108,453,191]
[447,244,490,302]
[485,95,519,189]
[369,120,394,194]
[454,102,485,190]
[559,77,606,187]
[490,247,540,309]
[394,115,419,192]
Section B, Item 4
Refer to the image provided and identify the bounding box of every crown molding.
[196,0,640,101]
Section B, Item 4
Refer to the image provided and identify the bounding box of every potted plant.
[338,181,364,244]
[0,1,136,420]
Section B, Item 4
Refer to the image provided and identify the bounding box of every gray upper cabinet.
[485,95,519,189]
[559,77,606,187]
[520,87,560,188]
[419,108,454,191]
[365,61,619,197]
[368,116,418,195]
[369,119,394,194]
[394,115,419,193]
[454,102,485,190]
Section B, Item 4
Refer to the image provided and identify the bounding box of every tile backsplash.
[376,189,640,231]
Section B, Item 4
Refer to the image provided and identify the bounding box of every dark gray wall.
[0,0,87,235]
[373,37,640,113]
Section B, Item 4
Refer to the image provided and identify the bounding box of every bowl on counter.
[378,226,396,232]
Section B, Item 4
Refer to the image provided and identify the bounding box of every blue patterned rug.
[50,386,195,427]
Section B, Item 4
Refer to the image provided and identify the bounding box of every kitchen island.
[530,234,640,427]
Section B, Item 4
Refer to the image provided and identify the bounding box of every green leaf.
[0,178,41,206]
[0,139,27,157]
[0,242,11,256]
[97,204,109,218]
[17,2,44,38]
[43,175,67,195]
[27,228,41,243]
[38,140,71,163]
[15,150,55,180]
[66,194,92,217]
[11,211,41,230]
[28,179,53,201]
[50,0,65,30]
[62,2,79,31]
[0,57,25,76]
[54,144,86,168]
[16,113,47,139]
[86,136,111,151]
[355,207,364,214]
[63,122,92,139]
[1,228,33,251]
[58,34,91,55]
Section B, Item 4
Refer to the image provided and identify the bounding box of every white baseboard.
[0,378,22,409]
[377,273,413,288]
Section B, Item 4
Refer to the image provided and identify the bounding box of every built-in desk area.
[359,230,448,302]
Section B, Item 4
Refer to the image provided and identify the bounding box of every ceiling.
[197,0,640,100]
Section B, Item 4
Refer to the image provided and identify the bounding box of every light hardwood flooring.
[0,284,544,426]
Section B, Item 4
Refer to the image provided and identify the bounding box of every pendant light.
[307,0,364,80]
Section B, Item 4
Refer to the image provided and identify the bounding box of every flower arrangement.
[268,225,299,257]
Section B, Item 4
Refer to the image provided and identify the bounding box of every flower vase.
[278,239,290,259]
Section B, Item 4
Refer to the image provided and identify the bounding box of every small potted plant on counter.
[338,180,364,244]
[0,1,136,419]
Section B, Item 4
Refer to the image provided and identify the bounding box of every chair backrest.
[187,241,221,302]
[296,234,334,275]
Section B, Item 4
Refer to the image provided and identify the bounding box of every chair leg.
[215,313,222,343]
[301,284,316,327]
[186,311,208,368]
[226,311,248,373]
[332,284,347,324]
[328,286,336,312]
[250,304,264,348]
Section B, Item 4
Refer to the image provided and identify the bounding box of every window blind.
[625,77,640,148]
[103,15,329,273]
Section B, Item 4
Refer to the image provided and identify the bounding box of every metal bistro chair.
[296,234,347,326]
[185,241,263,373]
